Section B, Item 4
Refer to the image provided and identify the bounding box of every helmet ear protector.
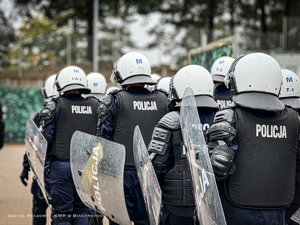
[169,75,180,101]
[41,77,47,98]
[112,59,123,83]
[41,87,47,98]
[225,54,246,94]
[54,71,62,91]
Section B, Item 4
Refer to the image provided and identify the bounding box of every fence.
[0,87,44,142]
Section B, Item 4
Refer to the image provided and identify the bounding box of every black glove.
[210,144,236,181]
[20,169,29,186]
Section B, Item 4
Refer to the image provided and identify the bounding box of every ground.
[0,143,110,225]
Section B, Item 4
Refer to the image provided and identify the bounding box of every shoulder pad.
[100,94,113,106]
[110,89,121,95]
[40,100,57,128]
[213,108,235,124]
[97,94,115,124]
[207,108,236,145]
[45,101,57,112]
[158,111,180,130]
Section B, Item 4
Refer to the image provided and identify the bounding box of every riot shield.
[133,125,161,225]
[180,87,227,225]
[25,115,49,205]
[291,208,300,223]
[70,131,131,225]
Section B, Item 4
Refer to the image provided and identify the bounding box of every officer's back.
[207,53,300,225]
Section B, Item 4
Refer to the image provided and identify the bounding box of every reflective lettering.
[136,59,143,64]
[91,144,106,212]
[133,101,157,110]
[286,77,293,82]
[256,124,287,138]
[71,105,92,114]
[196,168,210,206]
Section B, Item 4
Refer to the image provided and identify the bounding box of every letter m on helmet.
[286,77,293,82]
[74,69,79,73]
[136,59,143,64]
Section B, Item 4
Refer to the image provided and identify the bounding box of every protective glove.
[20,168,29,186]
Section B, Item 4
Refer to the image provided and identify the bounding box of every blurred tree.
[4,16,67,71]
[0,9,15,69]
[13,0,136,63]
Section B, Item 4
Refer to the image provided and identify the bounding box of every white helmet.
[41,74,59,100]
[211,56,235,83]
[224,53,284,111]
[151,73,162,82]
[279,69,300,109]
[86,72,107,94]
[106,86,120,94]
[155,76,171,93]
[110,52,155,86]
[54,65,90,94]
[170,65,217,108]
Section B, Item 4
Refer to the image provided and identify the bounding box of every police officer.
[206,53,300,225]
[82,72,107,101]
[0,99,4,150]
[210,56,235,109]
[20,74,58,225]
[97,52,169,225]
[40,66,100,225]
[148,65,218,225]
[278,69,300,224]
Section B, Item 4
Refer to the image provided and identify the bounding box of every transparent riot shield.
[25,115,49,205]
[180,87,227,225]
[70,131,131,225]
[133,126,161,225]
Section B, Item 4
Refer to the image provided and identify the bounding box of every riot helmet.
[86,72,107,94]
[110,52,155,86]
[155,76,171,93]
[170,65,217,109]
[148,73,162,91]
[41,74,59,101]
[151,73,161,82]
[224,52,284,111]
[211,56,235,83]
[279,69,300,109]
[82,72,108,100]
[54,65,90,94]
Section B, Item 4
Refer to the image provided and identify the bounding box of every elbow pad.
[96,94,114,129]
[210,144,236,181]
[207,108,236,146]
[40,101,56,128]
[148,111,179,156]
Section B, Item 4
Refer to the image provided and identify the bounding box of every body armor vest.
[113,90,168,169]
[163,112,214,207]
[214,85,234,109]
[54,97,99,161]
[226,107,298,209]
[163,129,195,207]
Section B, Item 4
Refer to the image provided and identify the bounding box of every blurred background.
[0,0,300,143]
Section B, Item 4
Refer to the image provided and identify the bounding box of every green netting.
[0,87,44,142]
